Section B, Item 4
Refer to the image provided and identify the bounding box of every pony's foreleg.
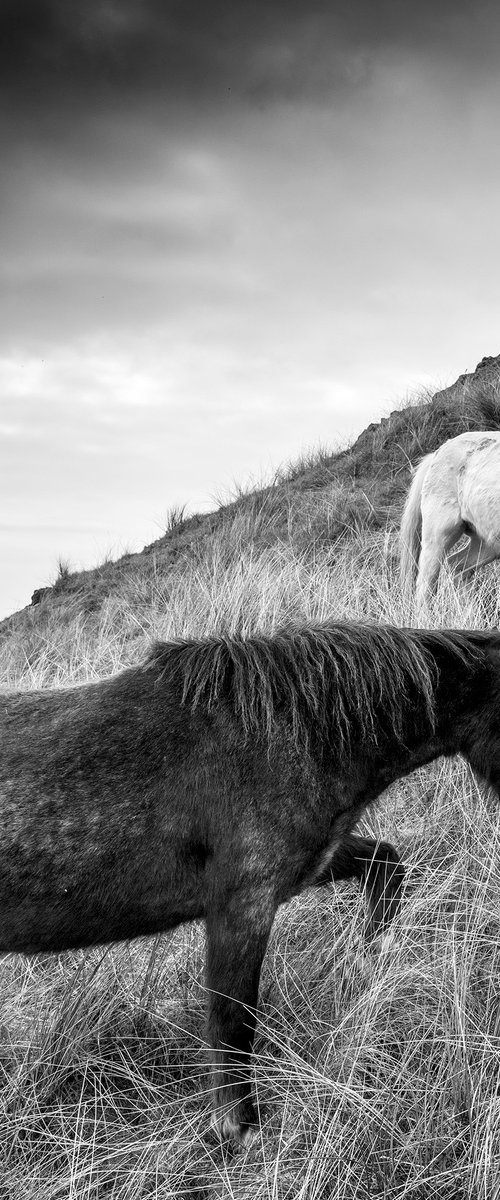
[206,887,275,1146]
[317,834,404,940]
[447,532,500,577]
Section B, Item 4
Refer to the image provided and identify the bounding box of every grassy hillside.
[0,359,500,1197]
[2,354,500,685]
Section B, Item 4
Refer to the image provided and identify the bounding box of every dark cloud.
[2,0,499,119]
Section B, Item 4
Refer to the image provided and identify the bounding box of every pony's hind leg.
[206,884,276,1146]
[318,834,404,941]
[360,839,405,941]
[416,496,463,605]
[448,531,500,578]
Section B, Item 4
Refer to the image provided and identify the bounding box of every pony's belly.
[461,467,500,545]
[0,886,203,953]
[0,832,206,953]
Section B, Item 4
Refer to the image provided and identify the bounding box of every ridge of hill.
[2,354,500,658]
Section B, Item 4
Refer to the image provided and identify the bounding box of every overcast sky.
[1,0,500,619]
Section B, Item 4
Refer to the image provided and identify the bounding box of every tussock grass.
[1,467,500,1194]
[162,505,188,536]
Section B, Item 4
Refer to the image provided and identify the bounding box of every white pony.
[400,430,500,606]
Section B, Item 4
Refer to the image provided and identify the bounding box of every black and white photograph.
[1,1,500,1195]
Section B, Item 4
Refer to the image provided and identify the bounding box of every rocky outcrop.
[30,586,51,606]
[431,354,500,407]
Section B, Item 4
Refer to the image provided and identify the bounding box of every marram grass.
[0,522,499,1197]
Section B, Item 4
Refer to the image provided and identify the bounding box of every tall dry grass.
[0,504,500,1197]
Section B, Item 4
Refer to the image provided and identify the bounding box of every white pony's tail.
[399,454,432,598]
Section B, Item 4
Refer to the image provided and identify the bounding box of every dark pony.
[1,621,500,1144]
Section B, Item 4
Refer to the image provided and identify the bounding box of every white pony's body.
[400,431,500,606]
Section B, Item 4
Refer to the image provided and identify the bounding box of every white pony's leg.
[448,533,500,577]
[416,498,462,606]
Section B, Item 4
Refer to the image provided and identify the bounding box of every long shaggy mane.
[145,622,479,756]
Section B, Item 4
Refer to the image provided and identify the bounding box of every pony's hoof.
[369,930,397,956]
[210,1108,259,1149]
[359,930,398,977]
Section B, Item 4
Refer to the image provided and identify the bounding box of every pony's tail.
[399,455,432,599]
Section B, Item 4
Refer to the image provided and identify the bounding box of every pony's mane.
[145,622,477,755]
